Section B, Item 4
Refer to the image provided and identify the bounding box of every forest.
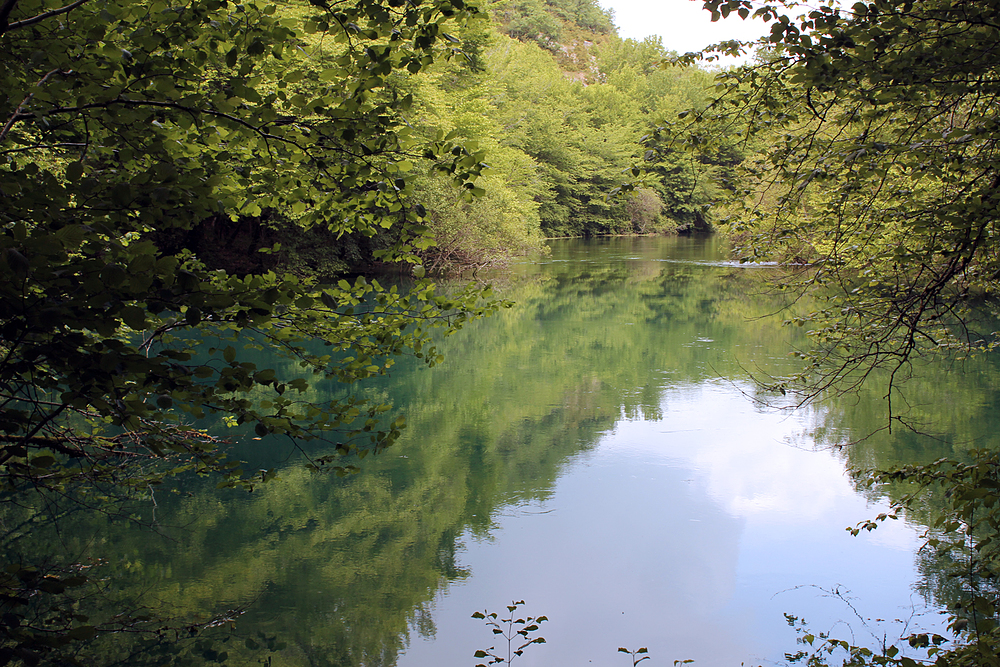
[4,0,1000,664]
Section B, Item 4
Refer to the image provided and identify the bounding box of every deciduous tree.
[678,0,1000,406]
[0,0,500,660]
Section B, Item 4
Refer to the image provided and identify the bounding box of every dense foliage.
[688,0,1000,403]
[0,0,510,661]
[407,0,739,243]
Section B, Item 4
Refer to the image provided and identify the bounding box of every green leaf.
[66,625,97,641]
[65,161,84,181]
[121,306,147,330]
[30,455,56,468]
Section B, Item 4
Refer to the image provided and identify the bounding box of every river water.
[383,236,946,666]
[48,235,1000,666]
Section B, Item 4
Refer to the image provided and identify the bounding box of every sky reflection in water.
[397,239,941,667]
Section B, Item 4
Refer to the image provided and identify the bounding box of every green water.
[14,235,1000,665]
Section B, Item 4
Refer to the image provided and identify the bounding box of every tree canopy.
[0,0,505,472]
[0,0,510,659]
[672,0,1000,406]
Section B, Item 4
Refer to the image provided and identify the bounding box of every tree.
[398,22,547,273]
[0,0,503,661]
[666,0,1000,408]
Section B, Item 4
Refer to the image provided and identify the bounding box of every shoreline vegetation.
[542,229,711,240]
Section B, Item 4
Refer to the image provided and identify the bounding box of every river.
[30,234,998,666]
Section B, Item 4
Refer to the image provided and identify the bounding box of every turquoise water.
[35,235,989,666]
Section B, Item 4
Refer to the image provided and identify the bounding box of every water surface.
[41,235,994,666]
[388,237,943,666]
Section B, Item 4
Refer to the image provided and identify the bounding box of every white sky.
[598,0,771,59]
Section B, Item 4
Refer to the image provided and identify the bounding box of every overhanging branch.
[2,0,89,34]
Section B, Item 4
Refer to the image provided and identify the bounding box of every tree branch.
[0,68,64,142]
[2,0,89,34]
[5,96,311,153]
